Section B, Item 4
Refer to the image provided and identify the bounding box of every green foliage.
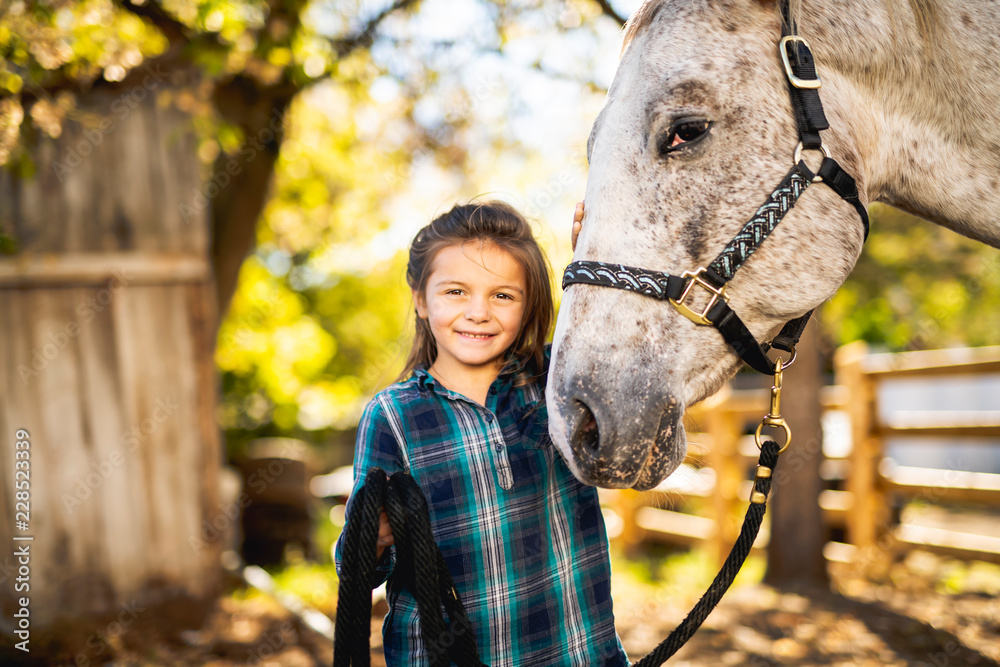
[216,247,412,438]
[267,559,340,614]
[824,204,1000,351]
[215,79,417,453]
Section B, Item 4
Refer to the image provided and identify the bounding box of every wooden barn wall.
[0,80,222,625]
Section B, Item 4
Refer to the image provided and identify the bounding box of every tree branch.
[331,0,420,59]
[117,0,190,47]
[593,0,628,26]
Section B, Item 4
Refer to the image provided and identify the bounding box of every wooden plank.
[877,410,1000,437]
[682,438,710,460]
[896,524,1000,564]
[883,465,1000,504]
[30,289,115,615]
[0,252,209,287]
[878,424,1000,438]
[117,88,159,252]
[155,97,207,254]
[862,345,1000,378]
[635,506,715,544]
[635,506,768,550]
[822,541,857,564]
[820,384,848,410]
[643,465,717,499]
[187,280,223,586]
[819,490,850,526]
[690,388,766,419]
[705,404,745,562]
[689,383,846,419]
[0,86,208,256]
[819,489,852,512]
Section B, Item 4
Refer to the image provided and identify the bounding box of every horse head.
[546,0,873,490]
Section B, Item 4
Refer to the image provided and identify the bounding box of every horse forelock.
[621,0,945,56]
[621,0,803,51]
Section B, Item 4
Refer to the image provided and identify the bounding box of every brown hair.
[398,201,553,385]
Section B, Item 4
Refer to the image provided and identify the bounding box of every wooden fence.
[608,343,1000,565]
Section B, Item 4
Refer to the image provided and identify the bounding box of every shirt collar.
[413,364,517,398]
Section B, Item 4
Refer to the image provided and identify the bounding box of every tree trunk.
[209,76,295,320]
[763,317,830,587]
[0,78,224,654]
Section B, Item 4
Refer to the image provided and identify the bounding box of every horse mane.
[622,0,942,55]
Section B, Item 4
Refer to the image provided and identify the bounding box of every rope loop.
[334,469,485,667]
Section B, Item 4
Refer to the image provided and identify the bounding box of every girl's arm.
[334,398,405,586]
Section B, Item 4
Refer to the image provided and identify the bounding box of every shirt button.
[488,386,497,395]
[486,414,494,423]
[495,445,503,452]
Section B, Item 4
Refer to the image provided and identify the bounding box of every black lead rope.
[632,439,781,666]
[334,468,485,667]
[334,440,782,667]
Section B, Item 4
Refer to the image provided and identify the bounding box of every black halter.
[562,2,869,375]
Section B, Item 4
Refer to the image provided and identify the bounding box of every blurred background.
[0,0,999,664]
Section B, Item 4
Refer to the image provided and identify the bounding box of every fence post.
[615,489,644,558]
[704,390,743,565]
[835,341,888,553]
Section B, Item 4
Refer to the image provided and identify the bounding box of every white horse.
[546,0,1000,490]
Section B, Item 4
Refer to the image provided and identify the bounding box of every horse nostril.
[573,399,600,454]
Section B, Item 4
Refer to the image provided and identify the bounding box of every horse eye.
[658,118,711,156]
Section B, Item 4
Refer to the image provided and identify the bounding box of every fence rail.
[608,343,1000,566]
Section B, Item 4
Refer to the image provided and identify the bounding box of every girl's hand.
[571,201,584,251]
[376,510,394,560]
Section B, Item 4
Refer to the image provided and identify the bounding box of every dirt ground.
[36,548,998,667]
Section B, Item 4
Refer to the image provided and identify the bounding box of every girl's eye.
[657,118,711,156]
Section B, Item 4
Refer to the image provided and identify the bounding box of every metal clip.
[755,357,792,454]
[669,268,728,326]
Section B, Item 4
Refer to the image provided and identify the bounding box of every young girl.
[335,201,627,666]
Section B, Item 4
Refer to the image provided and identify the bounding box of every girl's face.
[414,242,526,378]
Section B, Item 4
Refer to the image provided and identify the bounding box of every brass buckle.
[779,36,822,90]
[669,268,728,326]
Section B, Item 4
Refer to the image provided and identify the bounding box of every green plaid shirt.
[335,362,628,667]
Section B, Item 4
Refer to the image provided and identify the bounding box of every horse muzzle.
[547,365,687,491]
